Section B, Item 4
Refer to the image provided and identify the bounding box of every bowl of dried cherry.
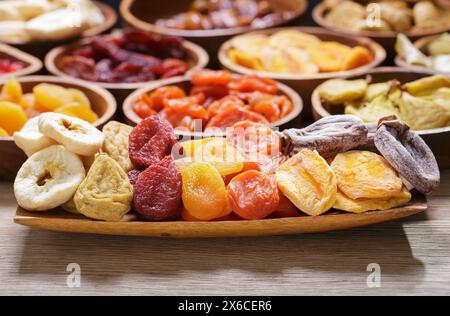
[45,28,210,105]
[0,44,42,80]
[122,69,303,138]
[120,0,308,66]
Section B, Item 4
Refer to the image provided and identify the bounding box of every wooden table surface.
[1,170,449,296]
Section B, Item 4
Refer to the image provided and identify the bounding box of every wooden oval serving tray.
[14,194,427,238]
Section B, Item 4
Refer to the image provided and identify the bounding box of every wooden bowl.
[312,1,450,59]
[123,75,303,138]
[219,27,386,118]
[395,34,450,75]
[45,35,210,106]
[0,75,117,181]
[311,67,450,168]
[1,1,117,59]
[120,0,308,66]
[0,44,42,80]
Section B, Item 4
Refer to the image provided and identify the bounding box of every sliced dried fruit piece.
[276,149,337,216]
[228,75,278,94]
[74,154,133,222]
[228,48,264,71]
[134,156,182,221]
[374,118,440,195]
[334,187,412,214]
[227,170,279,220]
[268,30,321,49]
[55,102,99,124]
[181,162,227,221]
[14,145,85,211]
[33,83,74,111]
[306,41,352,72]
[206,105,268,129]
[38,113,104,157]
[128,115,177,169]
[67,88,91,107]
[146,86,186,112]
[0,101,28,135]
[102,121,134,172]
[1,77,22,103]
[331,150,403,200]
[193,137,244,176]
[342,46,373,71]
[404,75,450,96]
[179,138,207,157]
[319,79,368,105]
[13,116,56,157]
[191,70,232,86]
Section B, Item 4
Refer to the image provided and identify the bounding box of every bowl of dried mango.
[313,0,450,57]
[0,75,116,180]
[12,111,438,237]
[312,67,450,168]
[218,27,386,117]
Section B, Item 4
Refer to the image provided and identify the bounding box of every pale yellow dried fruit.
[74,153,133,222]
[331,151,403,200]
[276,149,337,216]
[102,121,134,172]
[334,187,412,214]
[319,79,368,105]
[325,1,365,30]
[404,75,450,96]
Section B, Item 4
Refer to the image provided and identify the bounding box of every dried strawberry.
[133,156,182,221]
[128,115,177,169]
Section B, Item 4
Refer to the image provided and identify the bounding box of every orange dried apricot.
[191,70,232,86]
[147,86,186,112]
[181,162,228,221]
[276,149,337,216]
[0,101,28,135]
[67,88,91,107]
[331,151,403,200]
[229,75,278,94]
[306,42,351,73]
[33,83,74,111]
[0,127,8,137]
[342,46,373,71]
[55,102,99,124]
[1,78,22,103]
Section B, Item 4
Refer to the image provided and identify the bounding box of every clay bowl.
[45,34,209,106]
[120,0,308,66]
[123,75,303,139]
[1,1,117,59]
[311,67,450,168]
[219,27,386,119]
[395,34,450,75]
[0,75,117,181]
[312,1,450,60]
[0,44,43,80]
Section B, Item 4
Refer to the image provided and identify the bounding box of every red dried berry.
[133,156,182,221]
[129,115,178,169]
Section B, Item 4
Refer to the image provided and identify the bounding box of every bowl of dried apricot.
[311,67,450,168]
[122,69,303,138]
[45,28,209,104]
[12,112,438,237]
[0,75,116,180]
[218,27,386,117]
[313,0,450,58]
[120,0,308,65]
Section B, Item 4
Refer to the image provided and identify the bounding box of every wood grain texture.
[1,170,450,296]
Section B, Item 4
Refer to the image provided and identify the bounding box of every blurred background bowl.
[0,44,43,80]
[0,75,117,181]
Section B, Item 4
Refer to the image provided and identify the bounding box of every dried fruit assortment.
[0,0,105,42]
[0,78,98,137]
[324,0,450,33]
[60,29,189,84]
[0,58,26,74]
[227,30,374,74]
[155,0,294,31]
[318,75,450,131]
[133,70,293,132]
[396,33,450,73]
[14,112,440,222]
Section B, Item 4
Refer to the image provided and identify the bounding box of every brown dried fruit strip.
[374,118,440,195]
[281,115,368,158]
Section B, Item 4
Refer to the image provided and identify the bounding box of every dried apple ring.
[282,115,368,159]
[374,119,440,195]
[334,187,412,214]
[331,150,403,200]
[276,149,337,216]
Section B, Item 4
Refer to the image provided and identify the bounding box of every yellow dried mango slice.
[276,149,337,216]
[228,49,264,71]
[331,151,403,200]
[342,46,373,71]
[319,79,368,105]
[306,41,352,73]
[334,187,412,214]
[180,138,210,158]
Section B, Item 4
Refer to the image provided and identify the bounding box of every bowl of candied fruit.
[123,69,303,137]
[219,27,386,117]
[45,29,209,103]
[311,67,450,167]
[0,44,42,80]
[0,75,116,180]
[120,0,308,65]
